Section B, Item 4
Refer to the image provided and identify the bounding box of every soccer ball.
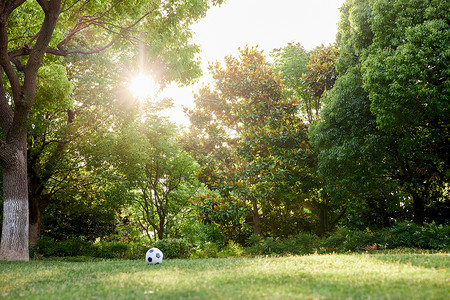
[145,248,163,264]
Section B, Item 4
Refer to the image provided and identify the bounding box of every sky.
[159,0,346,126]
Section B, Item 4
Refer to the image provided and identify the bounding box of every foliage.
[384,221,450,251]
[361,0,450,224]
[152,238,192,259]
[301,43,339,121]
[30,237,148,260]
[246,233,320,256]
[41,198,119,242]
[271,43,339,122]
[190,240,245,259]
[271,42,310,114]
[309,67,398,220]
[1,0,224,260]
[183,47,317,238]
[178,219,228,246]
[191,192,251,245]
[310,0,449,227]
[28,221,450,262]
[113,113,202,241]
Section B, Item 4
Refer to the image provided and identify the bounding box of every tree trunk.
[29,194,48,246]
[28,211,42,246]
[0,149,29,261]
[158,216,165,240]
[412,193,425,225]
[251,198,261,236]
[317,203,329,236]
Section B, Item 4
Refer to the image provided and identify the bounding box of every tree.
[362,0,449,224]
[311,0,449,227]
[309,67,402,229]
[183,47,316,238]
[0,0,222,261]
[271,42,309,114]
[114,113,201,241]
[26,47,148,245]
[271,43,339,122]
[301,43,339,121]
[27,62,74,244]
[26,53,131,243]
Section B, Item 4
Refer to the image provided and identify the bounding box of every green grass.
[1,254,449,299]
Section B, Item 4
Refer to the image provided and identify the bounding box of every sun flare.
[130,74,159,100]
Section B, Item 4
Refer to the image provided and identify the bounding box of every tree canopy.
[183,47,317,239]
[0,0,222,260]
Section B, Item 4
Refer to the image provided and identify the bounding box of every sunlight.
[130,74,159,100]
[159,83,196,127]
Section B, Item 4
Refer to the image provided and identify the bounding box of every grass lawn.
[1,253,449,299]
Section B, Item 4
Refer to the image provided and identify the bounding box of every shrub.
[244,234,319,256]
[153,238,191,259]
[295,233,320,254]
[125,242,150,260]
[413,222,450,250]
[31,237,91,257]
[384,222,422,249]
[322,233,346,252]
[190,240,245,259]
[89,241,130,259]
[321,227,383,253]
[190,243,220,259]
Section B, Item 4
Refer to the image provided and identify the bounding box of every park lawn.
[0,253,448,299]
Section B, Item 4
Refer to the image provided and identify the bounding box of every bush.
[31,237,147,259]
[245,234,319,256]
[381,221,449,250]
[384,222,423,249]
[31,237,91,257]
[125,242,150,260]
[190,241,245,259]
[153,238,191,259]
[31,222,449,260]
[413,222,450,250]
[321,227,383,253]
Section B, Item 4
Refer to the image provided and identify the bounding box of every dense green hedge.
[153,238,192,259]
[31,222,449,260]
[247,222,450,256]
[30,237,148,260]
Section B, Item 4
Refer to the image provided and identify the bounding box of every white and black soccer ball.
[145,247,163,264]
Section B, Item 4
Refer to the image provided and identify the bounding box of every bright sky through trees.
[158,0,346,126]
[130,74,159,100]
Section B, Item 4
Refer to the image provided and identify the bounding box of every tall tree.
[0,0,222,261]
[26,53,128,244]
[27,62,74,244]
[362,0,449,224]
[183,47,316,237]
[311,0,449,227]
[114,113,201,241]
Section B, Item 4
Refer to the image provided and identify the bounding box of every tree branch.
[55,8,151,56]
[36,0,49,12]
[2,0,27,16]
[0,12,22,101]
